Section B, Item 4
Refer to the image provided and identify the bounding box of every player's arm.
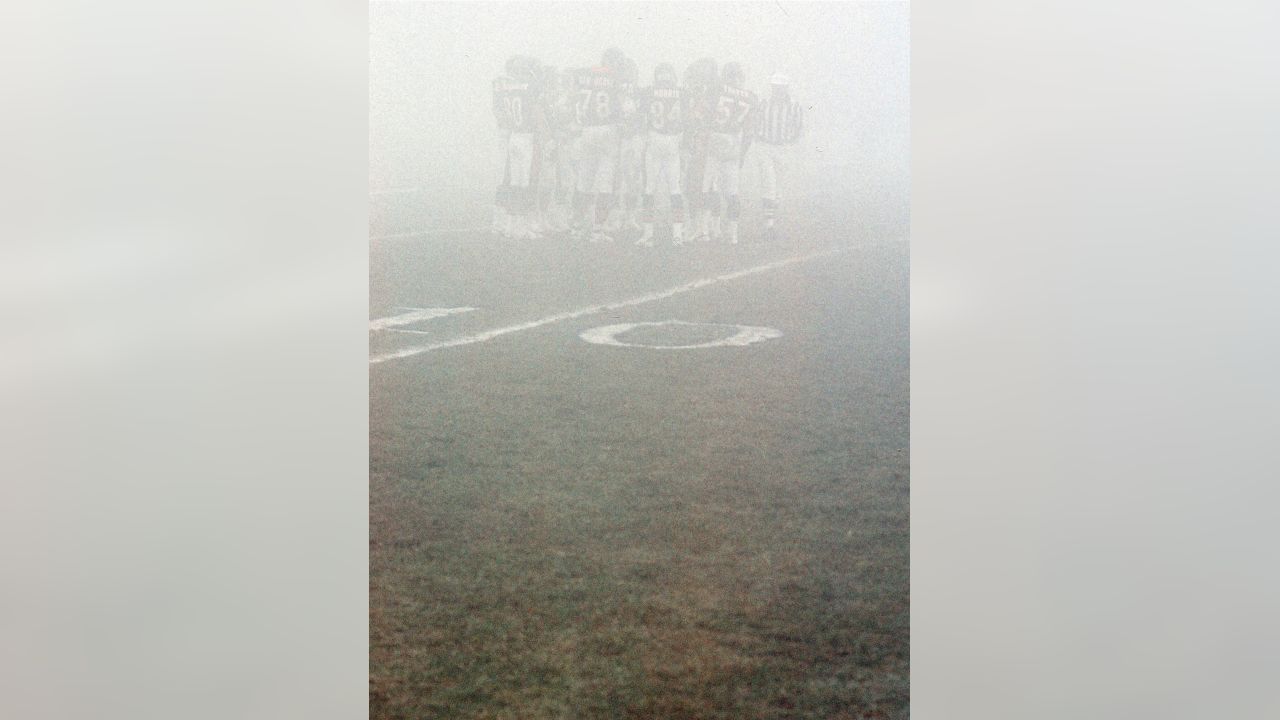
[739,101,757,167]
[492,83,506,126]
[533,88,550,136]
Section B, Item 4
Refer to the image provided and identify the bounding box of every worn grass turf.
[370,199,908,719]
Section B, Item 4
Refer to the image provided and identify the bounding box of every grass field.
[370,191,909,719]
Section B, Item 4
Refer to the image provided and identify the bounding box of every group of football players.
[491,47,801,247]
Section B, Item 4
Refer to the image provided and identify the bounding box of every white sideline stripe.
[370,187,421,196]
[371,227,488,240]
[369,307,475,331]
[369,248,844,365]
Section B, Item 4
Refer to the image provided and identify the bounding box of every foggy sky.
[370,1,908,200]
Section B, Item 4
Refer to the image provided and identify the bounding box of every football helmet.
[654,63,678,88]
[721,62,745,88]
[683,57,718,90]
[620,57,638,85]
[601,47,627,72]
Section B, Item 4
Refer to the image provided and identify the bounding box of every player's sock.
[707,193,722,238]
[762,197,777,230]
[724,196,741,243]
[638,195,655,245]
[517,188,538,237]
[492,185,511,233]
[573,191,590,226]
[670,195,685,243]
[627,195,642,229]
[593,195,614,241]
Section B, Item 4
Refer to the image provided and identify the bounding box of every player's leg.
[704,165,723,241]
[493,130,512,236]
[724,153,742,245]
[626,138,644,232]
[556,135,576,234]
[507,133,537,240]
[527,133,546,237]
[572,156,594,238]
[603,147,624,235]
[638,139,658,246]
[686,133,708,241]
[669,147,685,245]
[774,145,791,233]
[758,144,779,236]
[707,133,736,241]
[573,131,599,239]
[696,161,713,242]
[590,128,618,242]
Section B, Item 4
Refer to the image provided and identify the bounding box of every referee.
[752,73,804,238]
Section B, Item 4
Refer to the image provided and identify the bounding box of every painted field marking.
[371,227,489,241]
[370,187,422,196]
[579,321,783,349]
[369,307,475,332]
[369,247,844,365]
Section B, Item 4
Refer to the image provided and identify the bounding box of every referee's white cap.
[769,72,791,86]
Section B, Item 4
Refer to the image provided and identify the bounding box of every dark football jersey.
[642,86,683,135]
[707,85,759,134]
[571,68,621,127]
[682,83,717,135]
[618,80,645,136]
[493,77,537,133]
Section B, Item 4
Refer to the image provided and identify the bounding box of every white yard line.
[369,247,845,365]
[371,227,489,241]
[369,187,422,196]
[368,307,475,331]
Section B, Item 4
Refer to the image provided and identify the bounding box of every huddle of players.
[492,48,765,246]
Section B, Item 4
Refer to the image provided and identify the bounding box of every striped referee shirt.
[755,96,804,145]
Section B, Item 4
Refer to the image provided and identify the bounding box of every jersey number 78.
[576,89,612,124]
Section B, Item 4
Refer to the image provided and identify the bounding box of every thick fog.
[371,1,908,209]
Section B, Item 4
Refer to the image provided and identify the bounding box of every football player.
[530,62,564,235]
[491,56,522,236]
[493,55,544,240]
[680,58,718,242]
[569,48,627,243]
[610,56,645,238]
[550,68,581,234]
[698,62,758,244]
[636,62,685,246]
[752,72,805,240]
